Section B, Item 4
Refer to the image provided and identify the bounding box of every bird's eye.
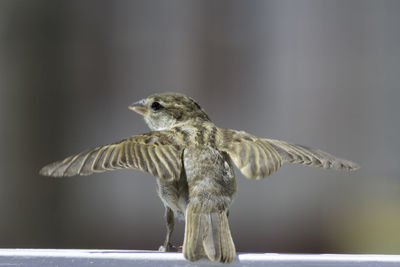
[151,101,163,111]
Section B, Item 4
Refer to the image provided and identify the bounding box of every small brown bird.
[40,92,359,264]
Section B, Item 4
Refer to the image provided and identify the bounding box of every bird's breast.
[156,176,188,218]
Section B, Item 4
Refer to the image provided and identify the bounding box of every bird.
[40,92,359,264]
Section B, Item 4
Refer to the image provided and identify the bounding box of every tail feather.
[219,212,236,263]
[183,210,205,262]
[183,204,236,264]
[203,213,222,262]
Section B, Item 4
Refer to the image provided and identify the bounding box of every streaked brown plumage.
[40,92,359,264]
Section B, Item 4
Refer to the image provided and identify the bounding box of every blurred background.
[1,0,399,254]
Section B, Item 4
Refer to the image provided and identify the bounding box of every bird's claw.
[159,243,180,252]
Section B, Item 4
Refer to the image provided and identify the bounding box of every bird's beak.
[129,99,147,115]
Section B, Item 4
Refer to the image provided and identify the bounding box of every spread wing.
[217,129,359,179]
[39,131,184,180]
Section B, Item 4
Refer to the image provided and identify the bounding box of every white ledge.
[1,249,400,266]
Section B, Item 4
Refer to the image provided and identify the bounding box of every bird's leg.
[158,207,178,252]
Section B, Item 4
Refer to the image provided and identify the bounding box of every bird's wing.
[39,131,184,180]
[217,129,359,179]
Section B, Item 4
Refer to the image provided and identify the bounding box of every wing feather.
[39,131,184,180]
[217,129,359,179]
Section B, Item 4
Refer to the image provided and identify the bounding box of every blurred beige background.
[1,0,399,253]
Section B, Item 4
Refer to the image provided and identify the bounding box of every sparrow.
[40,92,359,264]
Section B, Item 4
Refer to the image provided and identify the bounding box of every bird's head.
[129,93,210,130]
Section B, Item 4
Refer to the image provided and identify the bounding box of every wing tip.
[39,164,61,177]
[346,161,360,171]
[328,159,360,171]
[38,166,50,176]
[39,162,71,177]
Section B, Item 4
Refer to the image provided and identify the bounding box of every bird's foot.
[159,243,180,252]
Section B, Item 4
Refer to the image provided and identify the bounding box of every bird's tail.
[183,203,236,264]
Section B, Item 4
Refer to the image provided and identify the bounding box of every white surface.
[1,249,400,266]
